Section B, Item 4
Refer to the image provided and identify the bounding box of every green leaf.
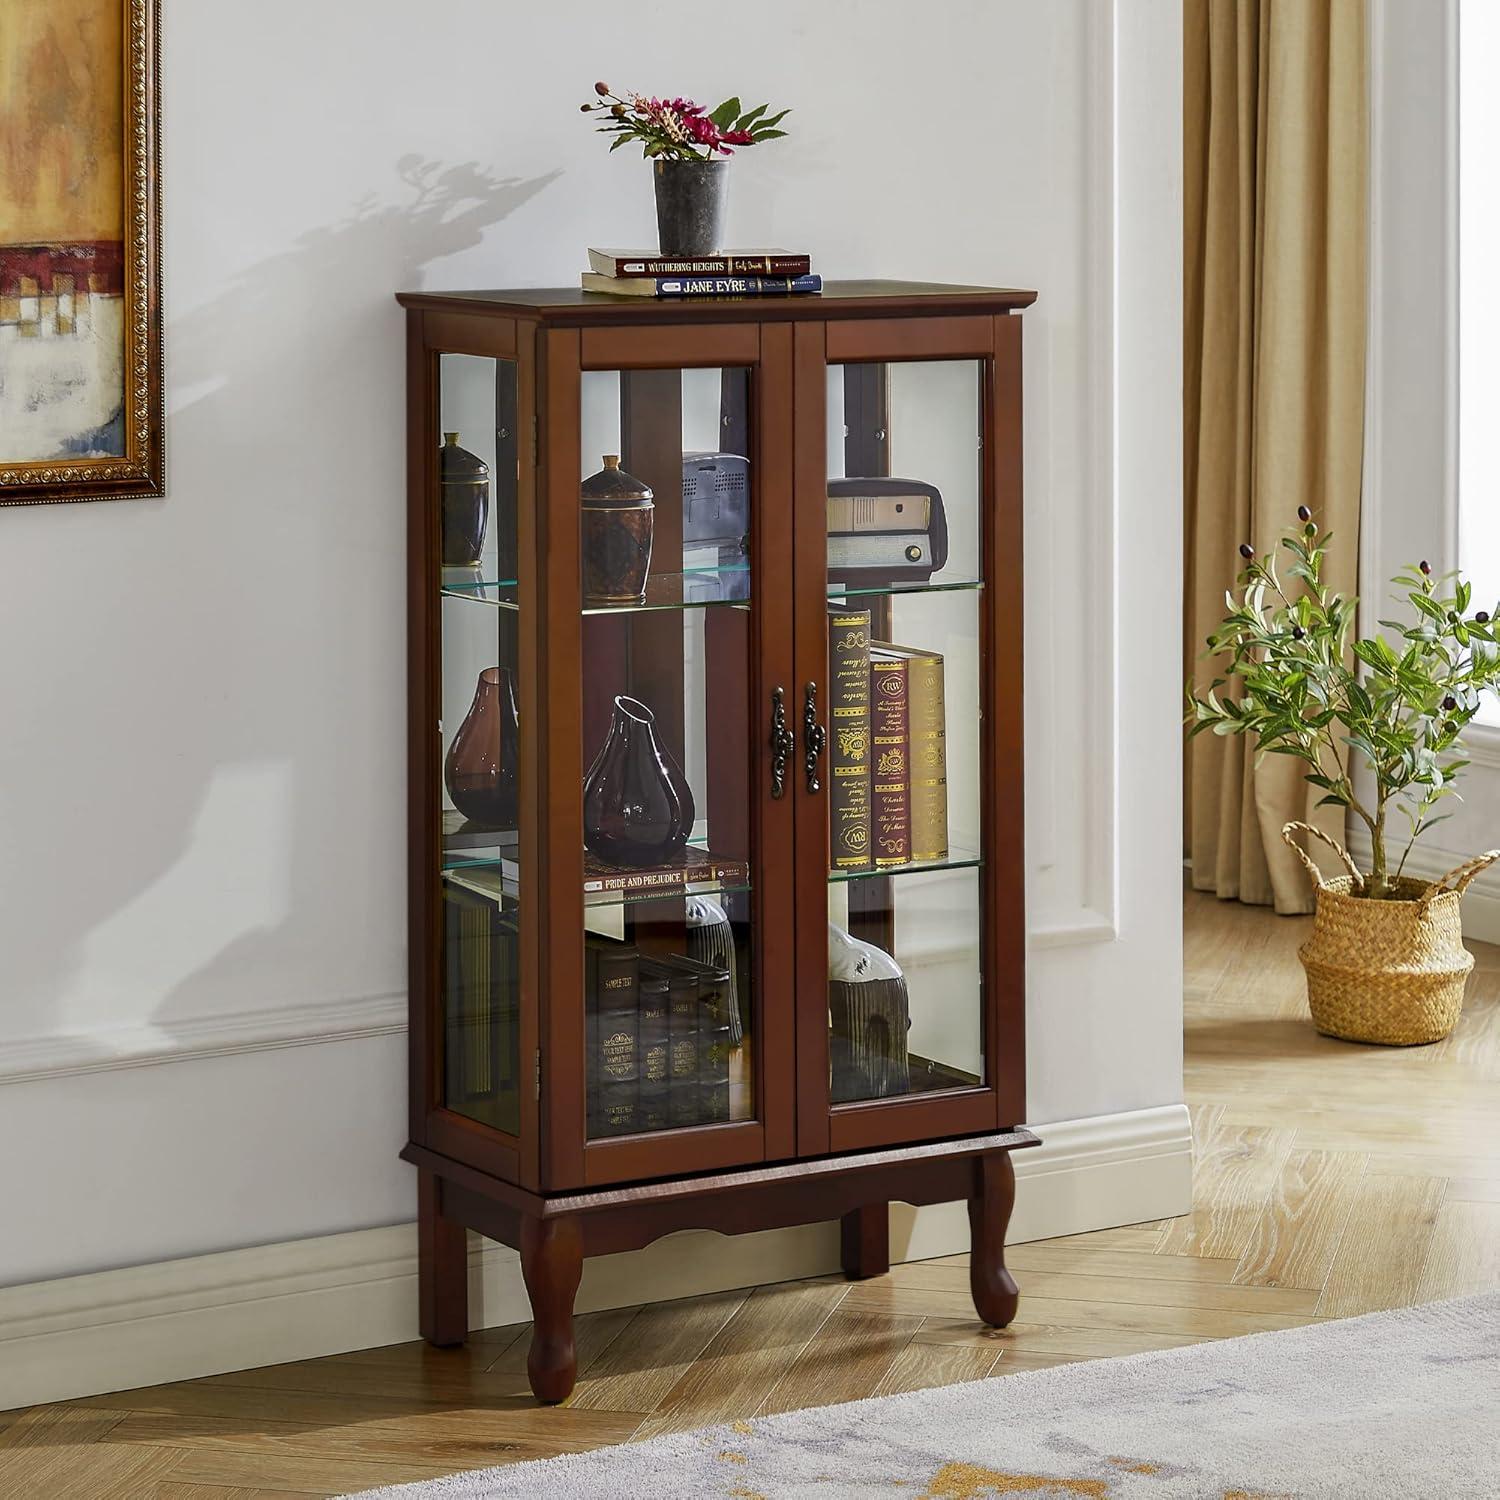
[755,108,791,130]
[736,103,769,130]
[709,96,741,129]
[1353,640,1396,677]
[752,128,788,141]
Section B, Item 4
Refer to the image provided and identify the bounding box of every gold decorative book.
[828,603,874,870]
[871,641,948,862]
[869,647,911,867]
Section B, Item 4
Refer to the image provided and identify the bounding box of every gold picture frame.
[0,0,162,506]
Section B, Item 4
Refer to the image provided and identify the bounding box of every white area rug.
[343,1292,1500,1498]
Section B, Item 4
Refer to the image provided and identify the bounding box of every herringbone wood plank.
[9,891,1500,1498]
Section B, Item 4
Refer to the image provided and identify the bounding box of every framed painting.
[0,0,162,506]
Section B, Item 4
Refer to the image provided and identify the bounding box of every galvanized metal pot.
[653,160,728,257]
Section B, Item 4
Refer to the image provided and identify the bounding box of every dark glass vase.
[444,667,519,829]
[583,696,695,865]
[439,432,489,568]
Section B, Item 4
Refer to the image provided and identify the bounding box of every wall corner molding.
[0,991,407,1086]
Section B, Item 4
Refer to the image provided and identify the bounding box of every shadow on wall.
[4,159,560,1078]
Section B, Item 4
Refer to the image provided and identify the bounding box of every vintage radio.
[682,452,751,600]
[827,477,948,588]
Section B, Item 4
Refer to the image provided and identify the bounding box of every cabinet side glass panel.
[579,366,757,1141]
[438,353,521,1136]
[825,360,985,1104]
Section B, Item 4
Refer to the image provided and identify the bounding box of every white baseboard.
[0,1103,1191,1411]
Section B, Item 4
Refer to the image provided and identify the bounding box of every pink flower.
[723,128,754,145]
[684,115,724,148]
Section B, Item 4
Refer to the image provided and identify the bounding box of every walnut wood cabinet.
[396,282,1039,1403]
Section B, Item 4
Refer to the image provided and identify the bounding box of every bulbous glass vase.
[582,695,695,865]
[444,666,519,830]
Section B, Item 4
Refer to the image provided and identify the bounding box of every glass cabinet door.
[545,342,795,1187]
[435,351,523,1141]
[798,327,1021,1155]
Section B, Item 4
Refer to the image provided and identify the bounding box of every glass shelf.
[826,577,983,601]
[443,569,974,609]
[440,566,753,614]
[586,566,751,614]
[440,574,517,609]
[827,845,982,884]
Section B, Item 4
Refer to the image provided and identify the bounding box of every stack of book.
[827,603,949,872]
[581,247,820,299]
[586,935,743,1137]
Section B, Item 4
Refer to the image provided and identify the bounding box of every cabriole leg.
[520,1213,584,1403]
[968,1149,1020,1327]
[418,1169,468,1347]
[841,1202,891,1279]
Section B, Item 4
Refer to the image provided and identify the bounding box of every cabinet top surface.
[396,279,1037,325]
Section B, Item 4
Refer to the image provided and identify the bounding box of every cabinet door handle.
[804,681,827,794]
[770,686,795,799]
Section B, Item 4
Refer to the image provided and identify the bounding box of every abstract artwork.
[0,0,161,505]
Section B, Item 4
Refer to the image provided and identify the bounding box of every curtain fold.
[1184,0,1368,913]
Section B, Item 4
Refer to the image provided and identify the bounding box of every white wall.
[0,0,1182,1300]
[1359,0,1500,938]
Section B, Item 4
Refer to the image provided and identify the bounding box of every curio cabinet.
[397,282,1038,1402]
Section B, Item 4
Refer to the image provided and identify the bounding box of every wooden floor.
[8,890,1500,1497]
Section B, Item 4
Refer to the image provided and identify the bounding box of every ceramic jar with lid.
[439,432,489,567]
[581,454,654,605]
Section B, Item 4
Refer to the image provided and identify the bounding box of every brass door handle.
[804,682,827,794]
[770,687,795,799]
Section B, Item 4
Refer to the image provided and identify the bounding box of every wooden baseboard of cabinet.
[0,1104,1189,1410]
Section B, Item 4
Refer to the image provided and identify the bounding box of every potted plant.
[1187,510,1500,1044]
[580,84,789,257]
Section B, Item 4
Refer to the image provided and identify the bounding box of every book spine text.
[870,653,911,867]
[906,651,948,861]
[654,275,822,297]
[637,975,671,1133]
[828,605,874,870]
[589,940,640,1137]
[667,972,702,1127]
[615,255,811,276]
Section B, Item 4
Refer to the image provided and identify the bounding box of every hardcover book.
[872,642,948,862]
[828,604,874,871]
[586,934,641,1137]
[581,272,822,299]
[659,952,735,1125]
[588,247,811,278]
[646,957,703,1129]
[637,971,671,1133]
[583,846,749,897]
[869,647,912,867]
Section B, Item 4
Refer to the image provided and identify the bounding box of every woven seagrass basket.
[1281,821,1500,1046]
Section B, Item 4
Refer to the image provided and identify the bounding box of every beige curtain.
[1184,0,1368,913]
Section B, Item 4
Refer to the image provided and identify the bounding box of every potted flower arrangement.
[1187,511,1500,1044]
[580,84,790,257]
